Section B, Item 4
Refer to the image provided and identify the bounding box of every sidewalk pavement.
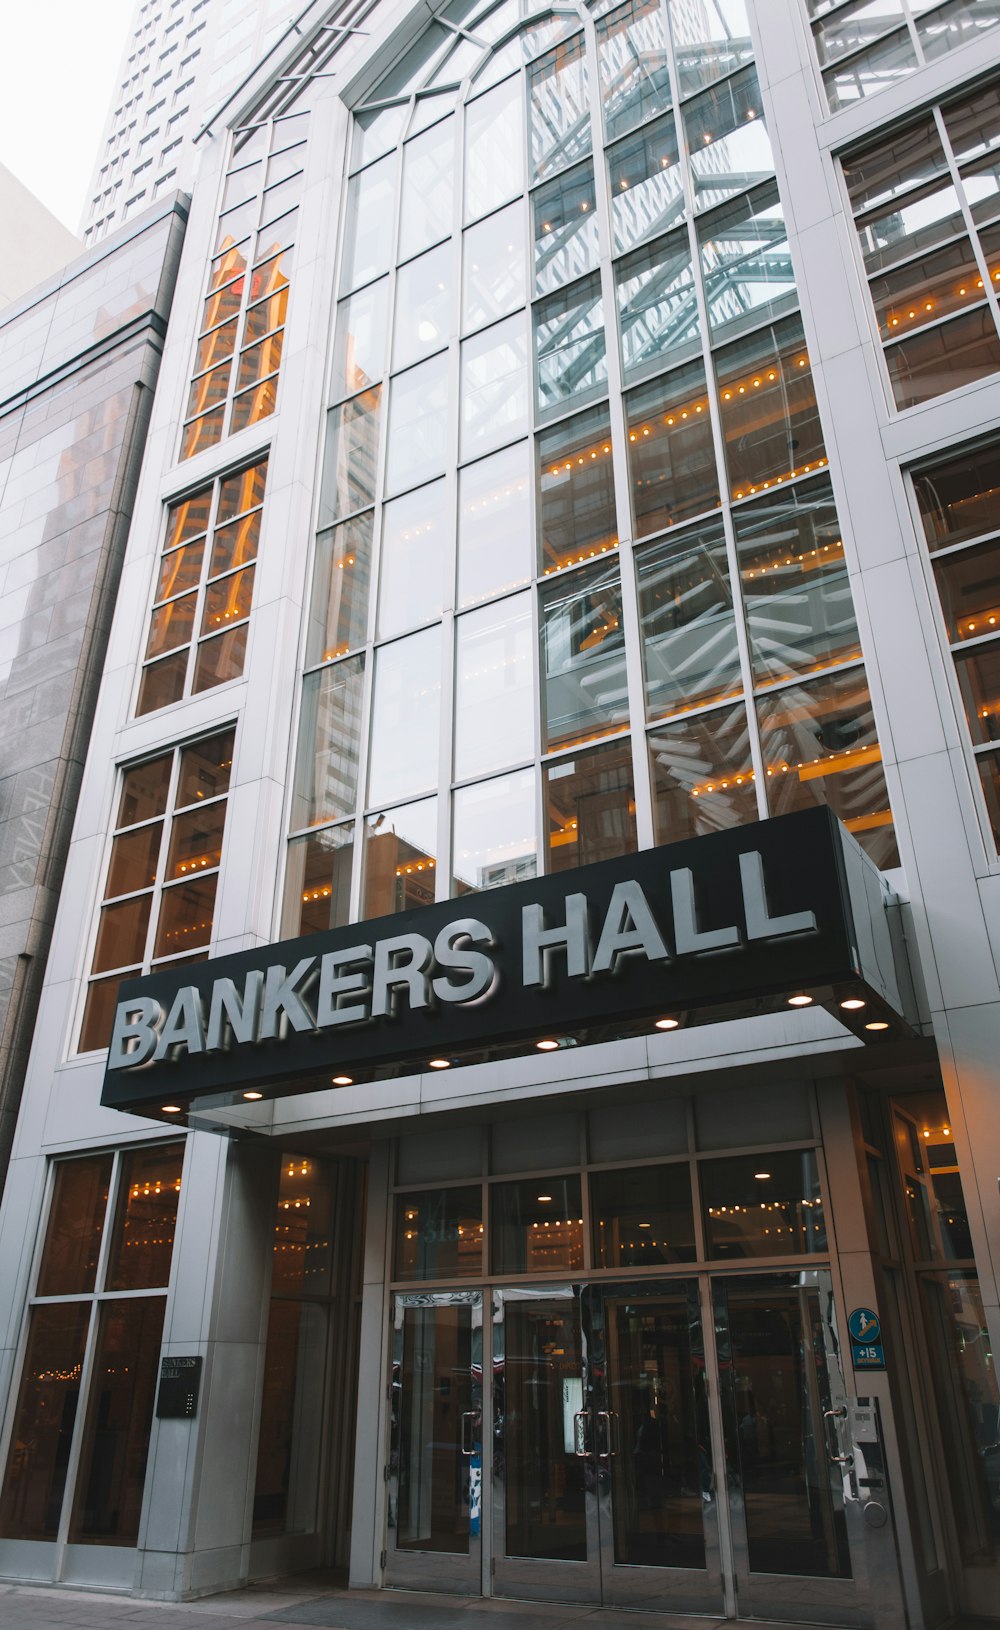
[0,1575,848,1630]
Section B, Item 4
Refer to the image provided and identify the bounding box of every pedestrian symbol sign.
[848,1307,885,1370]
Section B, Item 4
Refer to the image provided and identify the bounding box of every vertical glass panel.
[592,1165,695,1265]
[394,1190,483,1279]
[465,77,524,223]
[461,311,528,457]
[93,895,153,974]
[596,0,671,142]
[155,542,204,608]
[756,666,898,868]
[492,1177,583,1272]
[703,1149,827,1258]
[340,151,396,291]
[636,516,742,716]
[193,625,250,694]
[544,738,637,870]
[0,1303,91,1540]
[684,67,773,214]
[892,1089,973,1263]
[363,797,438,917]
[152,874,219,959]
[378,479,449,639]
[533,162,599,297]
[106,1144,183,1291]
[528,36,591,182]
[534,275,607,411]
[201,564,255,636]
[912,436,1000,551]
[176,729,234,807]
[821,27,917,114]
[391,1299,480,1555]
[332,278,388,397]
[452,767,537,892]
[539,403,617,575]
[106,825,163,899]
[119,755,172,826]
[283,823,353,937]
[218,461,268,523]
[458,442,533,606]
[165,801,226,881]
[307,512,373,665]
[956,645,1000,744]
[617,229,700,380]
[976,746,1000,847]
[699,184,795,341]
[608,114,684,253]
[867,234,981,345]
[916,1271,1000,1558]
[499,1295,586,1561]
[941,76,1000,170]
[734,478,861,683]
[80,975,131,1055]
[928,536,1000,642]
[68,1297,166,1545]
[454,593,534,780]
[369,626,442,805]
[393,243,451,371]
[386,355,449,494]
[272,1155,334,1295]
[716,317,825,496]
[540,557,629,749]
[321,389,381,523]
[253,1300,327,1535]
[291,655,365,828]
[650,702,758,844]
[884,308,1000,412]
[37,1157,113,1297]
[669,0,754,98]
[627,360,718,536]
[463,200,526,331]
[399,117,455,261]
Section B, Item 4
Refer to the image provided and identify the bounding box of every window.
[78,729,235,1053]
[137,459,266,715]
[806,0,1000,114]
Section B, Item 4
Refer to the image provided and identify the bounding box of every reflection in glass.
[820,21,915,113]
[321,389,381,523]
[529,35,591,184]
[912,436,1000,552]
[177,728,234,806]
[369,627,442,806]
[699,184,795,340]
[609,114,684,253]
[868,234,981,345]
[541,558,628,749]
[341,152,396,291]
[544,739,636,871]
[757,667,898,868]
[452,769,537,892]
[0,1304,91,1540]
[465,77,523,222]
[363,798,438,918]
[702,1149,826,1259]
[885,307,1000,411]
[37,1156,113,1297]
[283,822,353,936]
[68,1298,165,1545]
[271,1155,334,1295]
[332,279,388,397]
[454,594,534,780]
[165,802,226,880]
[593,1166,695,1268]
[394,1188,483,1279]
[534,275,607,410]
[492,1177,583,1273]
[685,66,773,213]
[539,403,617,574]
[499,1297,586,1562]
[956,644,1000,744]
[461,312,528,457]
[386,355,449,494]
[307,512,373,664]
[398,117,455,261]
[636,517,741,716]
[617,229,700,379]
[152,875,219,959]
[596,0,670,142]
[650,703,758,845]
[892,1089,974,1263]
[917,1270,1000,1557]
[391,1298,481,1556]
[458,442,532,605]
[463,201,526,331]
[106,825,162,899]
[378,479,448,639]
[627,360,718,535]
[291,655,365,828]
[716,317,825,495]
[978,748,1000,847]
[120,756,172,826]
[253,1300,327,1535]
[193,625,249,693]
[669,0,754,99]
[533,163,599,296]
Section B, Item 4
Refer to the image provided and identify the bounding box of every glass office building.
[1,1,1000,1625]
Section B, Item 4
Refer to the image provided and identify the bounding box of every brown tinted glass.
[977,747,1000,846]
[271,1156,334,1295]
[394,1188,483,1280]
[716,317,825,494]
[252,1299,326,1535]
[137,651,189,715]
[118,755,171,827]
[209,510,261,576]
[79,974,131,1053]
[177,730,235,806]
[306,513,374,664]
[885,307,1000,410]
[152,874,219,959]
[491,1176,584,1274]
[105,824,162,898]
[912,437,1000,550]
[932,537,1000,642]
[92,895,153,973]
[106,1144,184,1291]
[145,591,197,659]
[282,825,353,937]
[956,645,1000,743]
[164,490,212,552]
[626,360,718,535]
[181,405,226,460]
[538,404,618,574]
[0,1303,91,1540]
[201,565,255,634]
[544,740,637,870]
[701,1149,826,1258]
[362,799,437,919]
[231,378,279,432]
[68,1297,166,1545]
[37,1156,113,1296]
[193,624,249,691]
[155,539,205,602]
[592,1162,696,1266]
[165,802,226,880]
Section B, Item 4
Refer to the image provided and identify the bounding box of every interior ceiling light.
[788,994,813,1006]
[655,1017,679,1030]
[754,1171,772,1180]
[162,1105,181,1114]
[537,1194,552,1202]
[865,1021,890,1032]
[537,1038,559,1050]
[332,1075,353,1086]
[428,1058,450,1069]
[840,997,866,1010]
[242,1091,263,1101]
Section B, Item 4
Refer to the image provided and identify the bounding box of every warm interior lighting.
[865,1020,890,1032]
[754,1172,772,1180]
[788,994,813,1006]
[162,1105,182,1114]
[537,1038,560,1050]
[242,1090,263,1101]
[332,1074,353,1086]
[537,1194,553,1202]
[428,1057,450,1069]
[840,997,866,1010]
[655,1016,679,1030]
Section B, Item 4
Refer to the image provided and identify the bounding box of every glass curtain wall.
[804,0,1000,115]
[284,0,898,935]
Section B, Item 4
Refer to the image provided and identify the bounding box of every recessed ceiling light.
[243,1091,263,1101]
[638,1221,651,1228]
[655,1017,679,1030]
[865,1021,890,1032]
[788,994,813,1006]
[754,1171,772,1180]
[428,1058,451,1069]
[840,997,866,1011]
[162,1105,181,1114]
[332,1075,353,1086]
[537,1039,559,1051]
[537,1194,552,1202]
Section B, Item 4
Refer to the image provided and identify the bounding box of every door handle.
[460,1411,478,1456]
[596,1411,620,1458]
[823,1406,853,1468]
[573,1410,591,1457]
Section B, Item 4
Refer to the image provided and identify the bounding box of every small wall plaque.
[156,1355,203,1419]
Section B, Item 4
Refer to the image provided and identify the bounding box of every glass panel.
[192,625,249,692]
[394,1188,483,1279]
[541,558,628,749]
[855,177,966,276]
[917,1271,1000,1558]
[454,593,534,779]
[756,667,898,868]
[106,823,162,898]
[249,247,292,304]
[165,802,225,880]
[534,275,607,411]
[236,332,284,392]
[307,512,373,663]
[352,104,407,171]
[458,442,532,606]
[193,317,238,374]
[387,355,449,494]
[716,317,825,495]
[164,491,212,552]
[378,479,448,639]
[176,730,233,807]
[492,1176,584,1273]
[210,242,248,293]
[93,894,153,973]
[369,627,442,805]
[465,77,523,222]
[461,312,528,458]
[822,25,916,112]
[153,874,219,959]
[627,360,718,535]
[184,360,232,421]
[37,1157,113,1297]
[155,539,204,603]
[596,0,671,142]
[393,243,451,371]
[452,768,537,892]
[942,75,1000,168]
[399,116,455,260]
[218,462,267,523]
[912,437,1000,550]
[977,746,1000,846]
[119,755,172,828]
[734,478,861,682]
[684,67,772,214]
[255,207,298,270]
[617,229,700,379]
[0,1304,91,1540]
[181,405,225,460]
[80,974,133,1054]
[956,644,1000,742]
[145,592,197,659]
[209,511,261,577]
[321,388,381,523]
[201,564,254,636]
[333,278,388,397]
[544,739,636,870]
[68,1297,165,1545]
[341,151,396,291]
[291,655,365,828]
[244,285,289,346]
[843,114,948,217]
[702,1149,826,1258]
[699,185,795,342]
[392,1299,480,1555]
[885,308,1000,411]
[528,35,591,182]
[533,162,599,297]
[650,702,758,844]
[636,516,742,716]
[609,114,684,254]
[539,402,617,575]
[137,652,188,715]
[463,200,526,330]
[253,1300,327,1535]
[201,281,243,335]
[892,1089,973,1261]
[271,1155,334,1294]
[500,1296,586,1561]
[231,376,280,433]
[363,797,438,917]
[283,823,353,936]
[669,0,753,98]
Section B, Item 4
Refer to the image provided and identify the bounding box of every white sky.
[1,2,137,234]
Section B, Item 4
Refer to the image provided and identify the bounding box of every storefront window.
[454,594,534,780]
[649,703,758,845]
[394,1187,484,1280]
[701,1149,827,1259]
[491,1176,584,1274]
[540,558,629,749]
[543,740,637,871]
[452,769,538,893]
[636,516,742,717]
[283,821,354,937]
[458,442,532,605]
[362,798,437,918]
[591,1163,696,1266]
